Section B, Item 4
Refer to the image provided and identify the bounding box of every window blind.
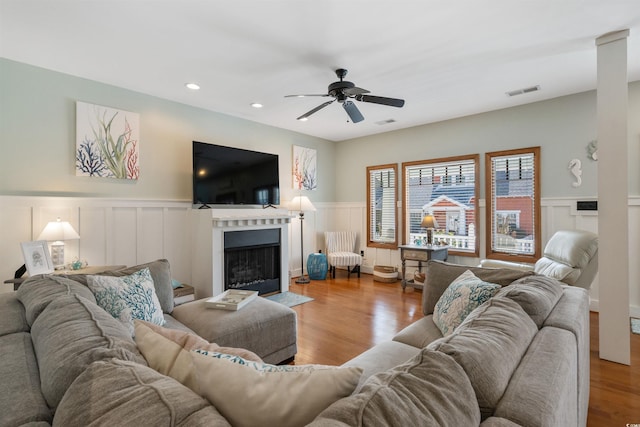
[368,166,396,245]
[490,152,536,255]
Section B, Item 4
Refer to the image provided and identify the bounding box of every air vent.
[506,85,541,97]
[375,119,396,125]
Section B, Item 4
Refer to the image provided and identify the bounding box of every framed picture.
[292,145,317,190]
[21,240,54,276]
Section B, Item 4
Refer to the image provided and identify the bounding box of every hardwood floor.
[288,273,640,426]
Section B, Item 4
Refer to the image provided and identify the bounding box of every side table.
[4,265,126,291]
[399,245,448,291]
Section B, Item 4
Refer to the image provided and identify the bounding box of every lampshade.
[289,196,316,212]
[420,214,439,229]
[37,218,80,242]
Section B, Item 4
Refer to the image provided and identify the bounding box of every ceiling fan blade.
[343,100,364,123]
[285,94,330,98]
[296,99,335,120]
[355,94,405,108]
[344,86,370,96]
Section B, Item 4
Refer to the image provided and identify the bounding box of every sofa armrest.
[479,259,534,271]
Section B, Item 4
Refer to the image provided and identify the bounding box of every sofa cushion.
[0,292,29,336]
[53,358,231,427]
[342,340,421,392]
[134,320,262,391]
[423,260,535,315]
[433,270,501,336]
[392,315,443,349]
[87,268,166,335]
[64,259,174,314]
[493,327,577,427]
[0,332,52,426]
[191,349,362,427]
[31,293,146,409]
[428,296,538,420]
[17,274,96,326]
[310,348,481,427]
[496,275,564,327]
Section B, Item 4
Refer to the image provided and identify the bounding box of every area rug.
[632,318,640,335]
[265,291,314,308]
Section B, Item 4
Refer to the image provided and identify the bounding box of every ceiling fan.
[285,68,405,123]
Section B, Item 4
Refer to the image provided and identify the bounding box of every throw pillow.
[191,349,363,427]
[87,268,165,335]
[433,270,500,336]
[133,320,262,391]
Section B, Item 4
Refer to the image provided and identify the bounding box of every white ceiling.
[1,1,639,142]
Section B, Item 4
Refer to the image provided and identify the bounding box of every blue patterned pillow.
[433,270,500,336]
[87,267,165,335]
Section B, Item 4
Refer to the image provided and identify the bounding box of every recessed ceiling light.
[185,83,200,90]
[250,102,263,108]
[298,117,308,122]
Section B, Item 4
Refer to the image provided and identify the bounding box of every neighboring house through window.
[402,155,479,256]
[485,147,541,261]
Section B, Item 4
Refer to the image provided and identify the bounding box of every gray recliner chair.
[480,229,598,289]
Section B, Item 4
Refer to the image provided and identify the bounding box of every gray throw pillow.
[423,260,535,315]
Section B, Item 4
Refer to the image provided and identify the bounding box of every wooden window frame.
[485,147,541,262]
[402,154,480,257]
[367,163,398,249]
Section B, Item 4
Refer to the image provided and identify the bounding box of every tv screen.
[192,141,280,207]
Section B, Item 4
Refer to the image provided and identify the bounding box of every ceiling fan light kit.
[287,68,405,123]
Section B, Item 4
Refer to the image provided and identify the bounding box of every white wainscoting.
[2,195,638,319]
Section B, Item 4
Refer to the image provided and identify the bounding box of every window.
[367,164,398,249]
[485,147,541,261]
[402,155,479,256]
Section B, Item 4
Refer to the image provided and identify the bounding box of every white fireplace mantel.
[191,208,293,298]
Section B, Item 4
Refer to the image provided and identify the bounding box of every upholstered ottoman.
[171,296,297,365]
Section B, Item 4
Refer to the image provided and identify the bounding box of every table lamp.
[420,214,439,246]
[37,217,80,269]
[289,196,316,284]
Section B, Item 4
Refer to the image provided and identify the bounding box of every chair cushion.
[541,230,598,269]
[327,252,362,266]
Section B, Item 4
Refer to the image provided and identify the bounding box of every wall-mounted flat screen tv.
[192,141,280,207]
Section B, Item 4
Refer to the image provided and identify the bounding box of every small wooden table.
[399,245,448,291]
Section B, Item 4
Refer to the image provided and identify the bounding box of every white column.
[596,29,630,365]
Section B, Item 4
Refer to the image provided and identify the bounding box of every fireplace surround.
[191,209,292,298]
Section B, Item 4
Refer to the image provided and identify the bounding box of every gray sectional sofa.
[0,259,589,426]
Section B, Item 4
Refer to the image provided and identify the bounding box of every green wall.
[2,57,638,204]
[0,59,335,203]
[334,82,640,202]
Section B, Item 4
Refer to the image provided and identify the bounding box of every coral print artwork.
[292,145,317,190]
[76,102,140,179]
